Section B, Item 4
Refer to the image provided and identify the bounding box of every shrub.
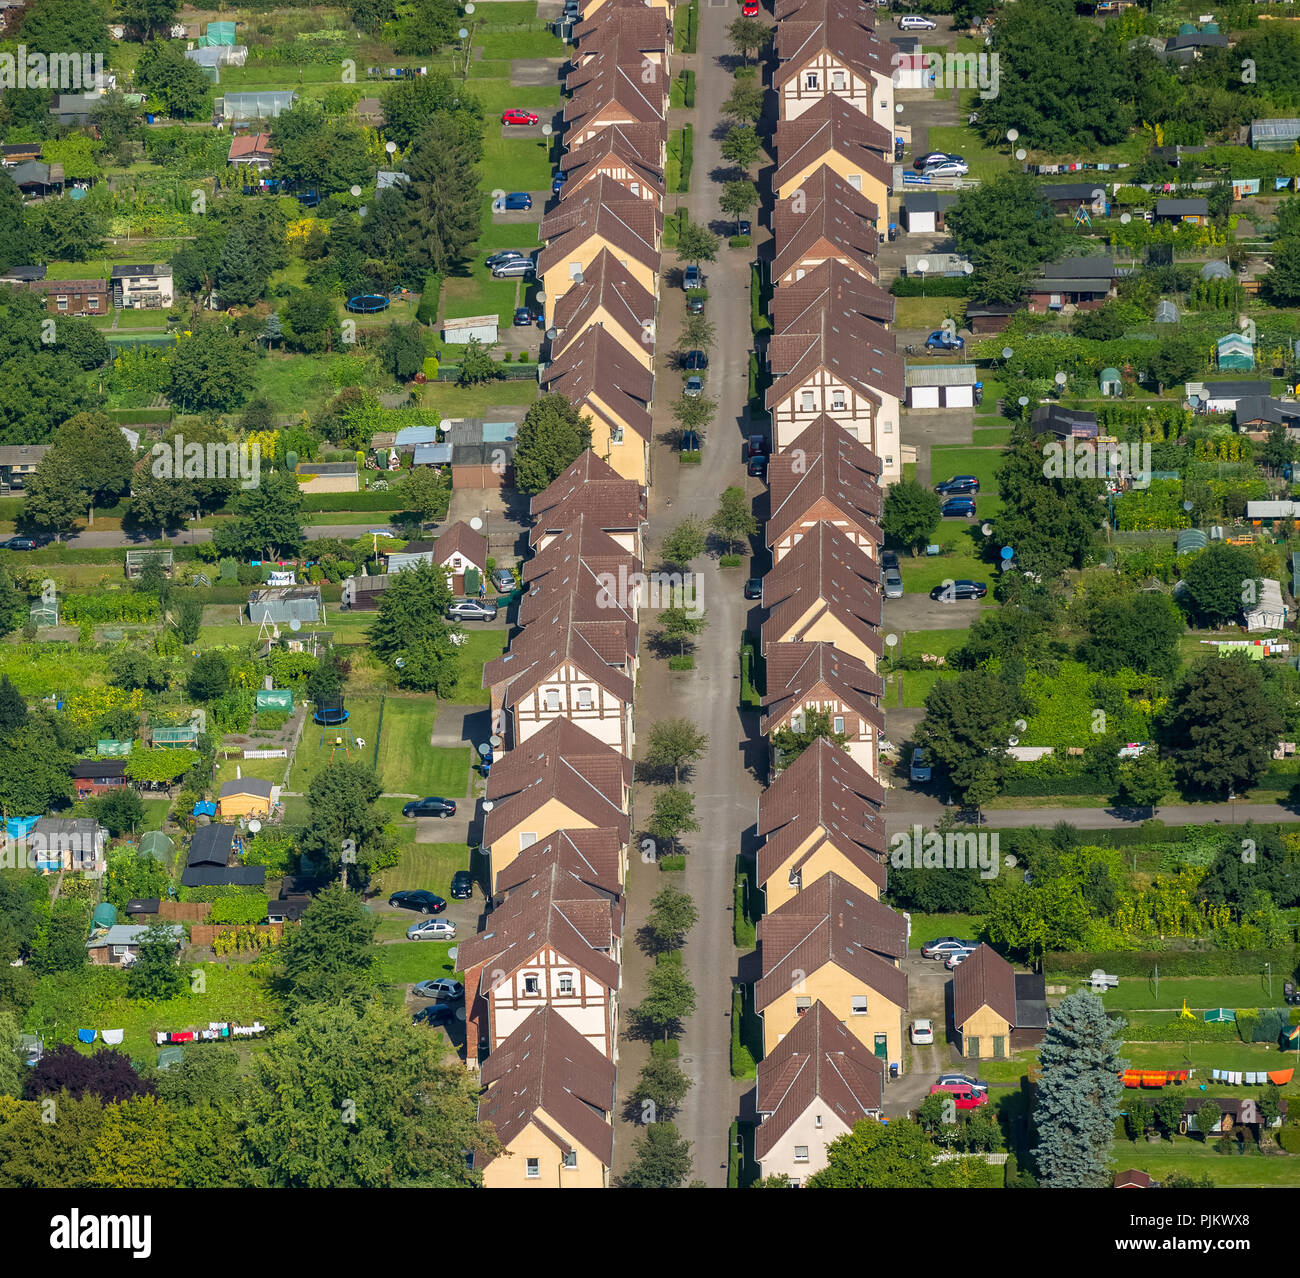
[668,655,695,670]
[1122,1018,1239,1043]
[731,987,755,1078]
[729,234,751,248]
[1046,949,1296,978]
[719,553,742,568]
[680,450,702,464]
[734,856,756,948]
[659,854,687,871]
[208,896,270,926]
[255,710,289,731]
[651,1038,680,1059]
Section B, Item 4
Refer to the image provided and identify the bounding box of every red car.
[929,1083,987,1110]
[502,109,539,126]
[742,0,760,13]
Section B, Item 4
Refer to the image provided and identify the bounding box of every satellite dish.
[916,258,930,274]
[1054,372,1067,386]
[1001,347,1013,360]
[1006,128,1019,142]
[542,123,553,136]
[545,328,558,341]
[477,742,492,757]
[385,141,396,153]
[1014,148,1026,161]
[290,619,302,632]
[350,185,361,197]
[395,657,406,668]
[469,517,484,530]
[448,946,458,964]
[458,27,469,38]
[248,820,262,834]
[489,734,503,749]
[482,800,494,812]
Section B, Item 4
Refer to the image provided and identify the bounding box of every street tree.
[645,718,708,784]
[660,517,708,569]
[723,80,765,123]
[727,15,771,62]
[656,606,707,658]
[720,124,762,172]
[719,179,758,230]
[618,1121,693,1187]
[629,1057,692,1120]
[916,667,1028,806]
[709,486,757,555]
[646,787,699,855]
[680,314,716,350]
[671,393,716,435]
[1117,751,1174,818]
[1033,991,1125,1187]
[676,219,719,265]
[645,886,698,954]
[634,964,697,1041]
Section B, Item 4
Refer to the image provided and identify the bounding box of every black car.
[880,549,900,572]
[929,580,988,602]
[747,453,768,478]
[747,433,768,458]
[934,475,980,496]
[1,537,37,550]
[450,869,474,900]
[682,349,708,370]
[413,1002,459,1026]
[744,577,763,600]
[679,429,701,452]
[388,889,448,914]
[402,797,457,818]
[736,219,751,236]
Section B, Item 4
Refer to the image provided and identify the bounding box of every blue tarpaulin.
[5,816,39,838]
[192,801,217,818]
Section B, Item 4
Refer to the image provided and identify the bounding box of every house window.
[577,687,593,710]
[112,945,130,958]
[87,297,99,309]
[562,1150,578,1169]
[629,182,640,196]
[832,71,846,91]
[524,974,540,995]
[569,262,582,279]
[794,1146,810,1163]
[851,995,867,1014]
[520,832,537,850]
[795,996,812,1014]
[831,393,846,413]
[609,425,624,445]
[833,715,844,735]
[56,297,68,310]
[788,868,802,889]
[884,456,894,467]
[814,1113,823,1128]
[848,174,862,192]
[794,268,805,281]
[805,73,819,90]
[558,974,574,995]
[526,1157,540,1178]
[800,391,815,413]
[545,688,561,712]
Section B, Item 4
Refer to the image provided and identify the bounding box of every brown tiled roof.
[772,165,879,282]
[775,0,875,19]
[482,606,635,707]
[773,93,893,193]
[432,520,488,572]
[523,513,643,592]
[539,323,654,441]
[483,718,631,846]
[228,132,274,161]
[476,1007,617,1169]
[952,943,1017,1029]
[772,257,894,331]
[516,561,637,664]
[762,521,882,657]
[538,175,661,278]
[458,858,622,994]
[757,737,886,890]
[560,142,665,206]
[773,0,892,86]
[551,249,657,354]
[754,999,883,1161]
[572,5,669,56]
[493,827,625,900]
[564,55,668,129]
[756,870,908,1011]
[761,641,883,734]
[563,122,666,177]
[767,300,903,410]
[767,442,883,546]
[781,414,882,478]
[529,450,646,544]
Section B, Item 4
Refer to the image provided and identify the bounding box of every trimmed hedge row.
[1120,1018,1240,1043]
[1048,949,1296,978]
[1002,773,1113,797]
[299,491,410,512]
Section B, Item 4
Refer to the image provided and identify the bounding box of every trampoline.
[313,697,350,726]
[346,294,390,314]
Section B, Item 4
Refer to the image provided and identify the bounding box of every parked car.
[446,599,499,621]
[502,109,539,126]
[679,429,701,452]
[450,869,474,900]
[683,264,703,289]
[513,306,537,327]
[682,349,708,370]
[880,548,899,572]
[492,258,535,278]
[913,151,950,170]
[413,1002,458,1026]
[563,0,581,15]
[408,918,457,940]
[485,250,526,268]
[736,218,752,236]
[413,978,465,1001]
[910,1018,934,1045]
[747,433,769,458]
[925,329,965,351]
[491,567,516,593]
[920,936,978,959]
[929,579,987,601]
[928,160,970,178]
[940,497,977,519]
[937,1073,989,1094]
[743,0,760,13]
[945,948,976,970]
[551,171,568,194]
[930,1082,987,1109]
[910,747,932,783]
[0,537,37,550]
[883,566,904,598]
[744,576,763,600]
[747,453,769,478]
[683,375,705,397]
[388,889,448,913]
[934,475,980,495]
[1117,741,1151,759]
[899,13,938,28]
[401,797,457,818]
[501,191,533,210]
[686,294,705,314]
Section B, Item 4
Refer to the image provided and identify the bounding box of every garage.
[441,313,499,344]
[905,363,979,408]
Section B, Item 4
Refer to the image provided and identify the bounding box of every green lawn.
[895,297,967,329]
[973,426,1012,446]
[376,939,460,987]
[1056,975,1289,1013]
[885,667,956,709]
[444,628,510,705]
[286,696,384,794]
[897,548,989,593]
[1108,1139,1300,1187]
[906,913,979,951]
[892,628,972,662]
[214,754,290,789]
[373,696,473,796]
[375,840,472,898]
[416,378,539,418]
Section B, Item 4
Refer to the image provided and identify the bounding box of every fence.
[243,748,287,759]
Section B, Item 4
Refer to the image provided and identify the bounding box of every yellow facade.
[762,968,902,1064]
[555,305,653,370]
[774,605,878,671]
[542,245,658,328]
[760,830,881,913]
[589,414,649,486]
[958,1005,1012,1060]
[216,792,272,819]
[481,1116,609,1189]
[775,154,889,231]
[488,796,603,891]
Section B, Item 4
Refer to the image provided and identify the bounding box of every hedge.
[734,855,756,948]
[1001,773,1113,797]
[299,491,410,512]
[1279,1127,1300,1153]
[889,276,971,297]
[731,987,756,1078]
[1,544,201,566]
[1047,949,1296,978]
[751,264,771,335]
[1121,1018,1241,1043]
[207,895,271,925]
[104,407,173,425]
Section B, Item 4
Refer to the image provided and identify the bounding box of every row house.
[767,417,883,564]
[563,56,668,139]
[755,869,909,1063]
[538,176,662,330]
[550,248,657,372]
[583,0,672,14]
[563,121,667,183]
[773,0,895,130]
[459,857,624,1060]
[756,737,886,912]
[772,257,894,331]
[772,165,879,288]
[529,450,647,558]
[753,999,884,1185]
[481,717,632,892]
[765,301,904,477]
[572,3,671,73]
[476,1007,618,1187]
[493,826,627,902]
[761,521,883,670]
[761,641,884,780]
[560,133,666,209]
[539,323,654,486]
[773,94,894,227]
[522,513,645,617]
[517,549,640,642]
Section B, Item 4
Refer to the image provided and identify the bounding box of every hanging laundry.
[101,1029,124,1045]
[77,1028,96,1044]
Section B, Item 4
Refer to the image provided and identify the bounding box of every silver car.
[446,599,498,622]
[407,918,457,941]
[883,566,904,598]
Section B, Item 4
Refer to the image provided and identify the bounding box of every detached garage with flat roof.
[905,363,979,409]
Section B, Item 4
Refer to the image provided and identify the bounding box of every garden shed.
[217,777,274,819]
[1251,118,1300,150]
[139,831,173,863]
[247,586,321,625]
[219,91,296,121]
[126,549,173,579]
[904,364,979,408]
[441,314,499,344]
[150,725,199,747]
[97,738,133,756]
[1099,367,1122,396]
